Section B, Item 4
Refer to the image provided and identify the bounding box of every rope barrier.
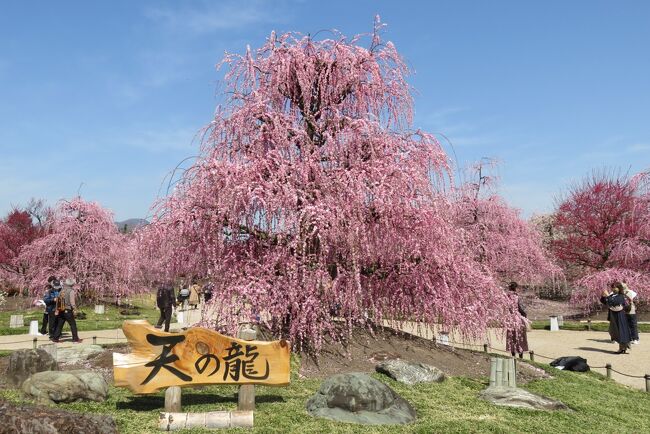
[436,336,647,388]
[0,339,42,345]
[608,367,647,379]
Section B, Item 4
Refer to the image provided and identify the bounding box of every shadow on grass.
[576,346,619,354]
[117,393,285,411]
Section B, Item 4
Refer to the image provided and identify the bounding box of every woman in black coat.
[601,282,632,354]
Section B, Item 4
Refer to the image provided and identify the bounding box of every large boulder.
[6,349,58,387]
[479,386,569,411]
[306,372,416,425]
[375,359,445,385]
[57,344,104,364]
[22,370,109,404]
[0,398,117,434]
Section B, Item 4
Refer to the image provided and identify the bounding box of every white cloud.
[417,107,504,149]
[119,125,203,153]
[627,143,650,153]
[144,0,290,34]
[580,140,650,160]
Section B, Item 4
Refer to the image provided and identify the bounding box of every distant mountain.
[115,218,149,233]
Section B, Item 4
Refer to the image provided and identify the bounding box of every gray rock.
[0,398,117,434]
[376,359,446,385]
[306,372,416,425]
[57,344,104,364]
[22,370,109,404]
[6,349,58,387]
[479,386,569,411]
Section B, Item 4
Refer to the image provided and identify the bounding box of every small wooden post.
[93,336,97,345]
[645,374,649,393]
[587,319,592,331]
[33,337,37,349]
[483,343,488,353]
[165,386,182,412]
[529,351,535,362]
[237,326,257,411]
[606,363,612,379]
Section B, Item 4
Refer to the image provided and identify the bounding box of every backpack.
[55,290,66,313]
[550,356,590,372]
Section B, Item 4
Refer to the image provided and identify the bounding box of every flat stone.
[57,344,104,364]
[0,398,117,434]
[22,370,109,404]
[306,372,416,425]
[375,359,445,385]
[6,349,58,387]
[479,386,569,411]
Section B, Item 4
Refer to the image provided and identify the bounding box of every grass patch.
[0,304,160,336]
[1,363,649,433]
[531,320,650,333]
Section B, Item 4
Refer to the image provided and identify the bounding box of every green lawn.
[531,320,650,333]
[1,360,649,433]
[0,303,160,335]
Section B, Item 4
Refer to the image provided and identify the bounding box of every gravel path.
[391,322,649,391]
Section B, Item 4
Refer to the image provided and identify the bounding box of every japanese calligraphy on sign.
[113,320,291,394]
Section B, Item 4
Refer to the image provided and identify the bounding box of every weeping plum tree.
[0,208,44,280]
[146,19,527,350]
[552,170,650,308]
[452,160,559,284]
[18,198,143,299]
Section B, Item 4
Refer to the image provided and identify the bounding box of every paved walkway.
[1,312,647,390]
[0,308,203,350]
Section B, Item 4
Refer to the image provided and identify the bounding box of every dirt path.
[390,321,649,391]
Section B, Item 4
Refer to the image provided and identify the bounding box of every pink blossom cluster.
[554,170,650,309]
[17,198,145,299]
[139,21,550,350]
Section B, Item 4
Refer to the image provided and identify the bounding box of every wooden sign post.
[114,320,291,394]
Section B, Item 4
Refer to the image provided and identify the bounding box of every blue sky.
[1,1,648,221]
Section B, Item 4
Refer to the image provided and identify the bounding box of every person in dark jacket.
[42,278,62,337]
[52,278,82,343]
[601,282,632,354]
[155,282,176,332]
[39,276,57,335]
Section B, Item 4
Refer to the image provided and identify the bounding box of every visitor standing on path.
[52,278,82,343]
[620,282,639,344]
[42,277,61,337]
[39,276,57,335]
[505,281,529,359]
[601,282,631,354]
[155,282,176,332]
[189,279,201,309]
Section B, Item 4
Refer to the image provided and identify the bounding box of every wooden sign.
[113,320,290,394]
